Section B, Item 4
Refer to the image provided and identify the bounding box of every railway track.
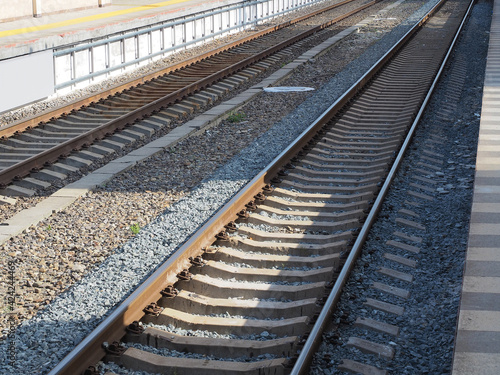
[45,0,473,373]
[0,0,377,195]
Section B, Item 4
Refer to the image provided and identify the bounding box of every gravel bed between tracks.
[0,0,442,373]
[310,0,491,373]
[0,0,420,329]
[0,0,391,224]
[0,0,348,128]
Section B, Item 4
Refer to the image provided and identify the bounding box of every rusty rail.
[0,0,375,188]
[0,0,360,139]
[290,0,476,372]
[45,0,468,372]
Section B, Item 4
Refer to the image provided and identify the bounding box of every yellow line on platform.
[0,0,189,39]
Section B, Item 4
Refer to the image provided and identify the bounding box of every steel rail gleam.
[48,0,474,373]
[0,0,374,189]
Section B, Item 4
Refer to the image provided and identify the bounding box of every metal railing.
[53,0,328,91]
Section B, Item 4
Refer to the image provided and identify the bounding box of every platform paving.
[452,0,500,373]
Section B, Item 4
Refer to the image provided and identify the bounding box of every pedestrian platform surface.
[0,0,239,59]
[452,0,500,373]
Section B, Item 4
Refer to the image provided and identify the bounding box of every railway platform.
[452,0,500,373]
[0,0,238,59]
[0,0,254,112]
[0,0,320,113]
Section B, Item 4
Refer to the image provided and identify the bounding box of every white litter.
[263,86,315,92]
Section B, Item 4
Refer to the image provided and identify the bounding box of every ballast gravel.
[144,322,281,341]
[310,0,491,373]
[0,0,348,129]
[0,0,447,373]
[0,0,413,225]
[123,342,279,362]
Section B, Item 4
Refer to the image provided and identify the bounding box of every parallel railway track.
[47,0,473,373]
[0,0,377,193]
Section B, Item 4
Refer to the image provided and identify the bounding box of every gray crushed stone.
[0,0,444,373]
[310,0,491,373]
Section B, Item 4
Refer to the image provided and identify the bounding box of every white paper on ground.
[263,86,315,92]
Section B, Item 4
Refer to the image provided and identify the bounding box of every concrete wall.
[41,0,103,15]
[0,0,110,22]
[0,50,55,113]
[0,1,34,21]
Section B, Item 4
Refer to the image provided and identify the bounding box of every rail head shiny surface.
[0,0,369,188]
[46,0,470,372]
[289,0,476,373]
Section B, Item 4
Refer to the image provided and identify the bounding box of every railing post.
[32,0,42,17]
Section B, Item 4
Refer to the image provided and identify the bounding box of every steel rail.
[47,0,473,371]
[0,0,375,188]
[290,0,476,372]
[46,2,396,372]
[0,0,360,139]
